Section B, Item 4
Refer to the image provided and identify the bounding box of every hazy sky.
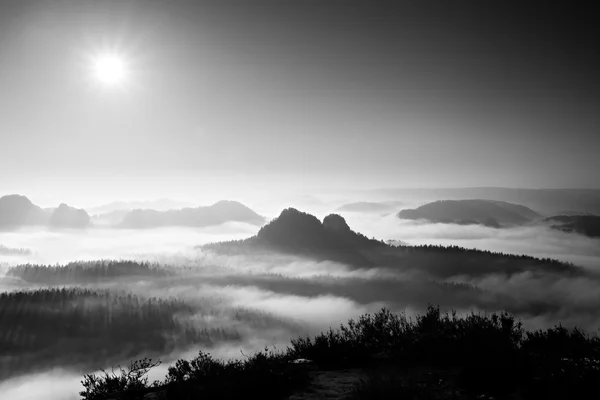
[1,1,599,206]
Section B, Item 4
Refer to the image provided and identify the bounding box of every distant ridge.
[86,198,196,215]
[118,200,265,228]
[368,187,600,215]
[0,194,261,229]
[398,199,541,227]
[0,194,90,229]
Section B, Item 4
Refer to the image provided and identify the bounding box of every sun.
[90,53,130,87]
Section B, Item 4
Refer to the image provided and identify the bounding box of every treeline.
[0,244,32,255]
[203,239,576,268]
[407,243,576,267]
[396,243,581,277]
[7,260,172,284]
[201,238,583,279]
[0,288,241,380]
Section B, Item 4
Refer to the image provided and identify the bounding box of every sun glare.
[90,53,129,87]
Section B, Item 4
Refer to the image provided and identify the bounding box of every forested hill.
[0,288,243,381]
[0,194,91,229]
[201,208,584,279]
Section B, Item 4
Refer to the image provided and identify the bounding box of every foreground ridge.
[82,306,600,400]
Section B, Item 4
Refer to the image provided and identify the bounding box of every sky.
[0,0,599,206]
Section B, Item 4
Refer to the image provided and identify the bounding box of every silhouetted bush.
[289,306,599,398]
[80,358,161,400]
[81,348,310,400]
[287,306,525,370]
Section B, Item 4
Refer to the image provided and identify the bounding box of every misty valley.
[2,1,600,398]
[1,191,600,399]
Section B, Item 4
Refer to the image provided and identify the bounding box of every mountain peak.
[322,214,351,233]
[256,208,323,244]
[279,207,309,217]
[0,194,34,206]
[48,204,91,228]
[116,200,264,228]
[211,200,244,207]
[0,194,46,227]
[253,208,383,256]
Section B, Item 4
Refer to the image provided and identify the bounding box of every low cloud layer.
[341,212,600,270]
[0,223,259,266]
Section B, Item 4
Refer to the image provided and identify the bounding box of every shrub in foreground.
[80,358,161,400]
[162,348,309,399]
[81,348,310,400]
